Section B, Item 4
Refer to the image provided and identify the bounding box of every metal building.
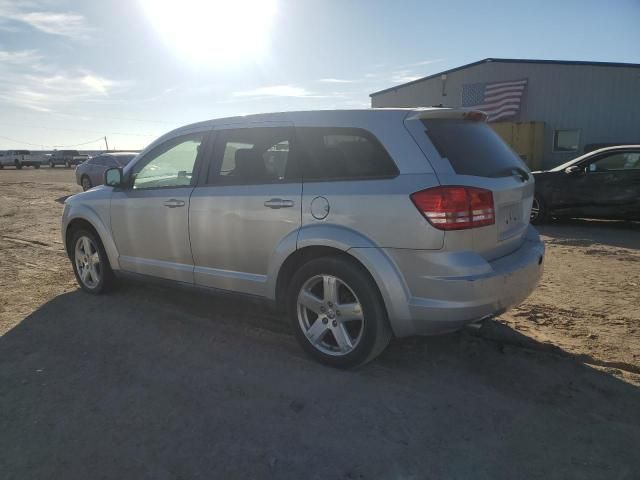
[370,58,640,169]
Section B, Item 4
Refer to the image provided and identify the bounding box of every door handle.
[163,199,185,208]
[264,198,295,209]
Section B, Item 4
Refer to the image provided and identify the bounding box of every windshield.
[421,119,529,178]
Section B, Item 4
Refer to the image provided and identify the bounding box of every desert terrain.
[1,167,639,479]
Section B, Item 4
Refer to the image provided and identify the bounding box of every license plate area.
[498,203,524,240]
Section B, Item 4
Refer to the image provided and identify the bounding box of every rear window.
[115,154,136,166]
[421,119,528,177]
[296,127,398,181]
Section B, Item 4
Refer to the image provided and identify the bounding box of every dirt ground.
[1,167,639,479]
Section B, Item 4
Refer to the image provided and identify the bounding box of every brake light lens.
[410,186,495,230]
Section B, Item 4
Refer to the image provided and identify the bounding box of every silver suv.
[62,109,544,367]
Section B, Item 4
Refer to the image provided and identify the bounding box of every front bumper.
[386,225,545,337]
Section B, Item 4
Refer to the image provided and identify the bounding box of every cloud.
[0,48,42,65]
[403,58,445,68]
[0,48,122,112]
[319,78,358,84]
[0,1,91,38]
[233,85,325,98]
[389,70,423,84]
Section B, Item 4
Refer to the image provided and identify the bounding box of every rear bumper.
[385,225,545,337]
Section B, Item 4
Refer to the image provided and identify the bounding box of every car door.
[93,155,116,186]
[578,150,640,218]
[110,131,211,283]
[189,125,302,296]
[552,150,640,218]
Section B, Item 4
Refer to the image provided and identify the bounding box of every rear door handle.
[264,198,295,209]
[163,199,185,208]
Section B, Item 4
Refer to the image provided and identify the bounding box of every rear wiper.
[493,167,530,182]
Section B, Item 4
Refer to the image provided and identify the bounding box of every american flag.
[461,79,527,122]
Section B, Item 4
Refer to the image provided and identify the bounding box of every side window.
[207,127,296,184]
[296,127,398,181]
[589,152,640,172]
[101,156,119,167]
[132,134,204,189]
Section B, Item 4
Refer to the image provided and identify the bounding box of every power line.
[52,136,110,148]
[0,134,47,148]
[0,120,159,138]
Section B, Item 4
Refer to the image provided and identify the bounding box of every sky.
[0,0,639,150]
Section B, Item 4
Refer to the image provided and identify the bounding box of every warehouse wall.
[371,61,640,168]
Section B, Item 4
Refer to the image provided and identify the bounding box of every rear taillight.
[410,186,495,230]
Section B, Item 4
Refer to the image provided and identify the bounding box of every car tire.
[70,228,116,294]
[14,160,22,170]
[288,256,392,368]
[81,175,92,191]
[530,194,548,225]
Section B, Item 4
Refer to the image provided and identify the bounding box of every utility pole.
[104,136,109,151]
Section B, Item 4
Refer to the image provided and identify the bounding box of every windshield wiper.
[493,167,530,182]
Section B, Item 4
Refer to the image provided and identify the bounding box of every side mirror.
[564,165,582,175]
[105,167,124,188]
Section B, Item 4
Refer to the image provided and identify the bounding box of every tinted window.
[589,151,640,172]
[114,154,136,166]
[207,128,297,184]
[132,134,203,189]
[421,119,528,178]
[297,127,397,181]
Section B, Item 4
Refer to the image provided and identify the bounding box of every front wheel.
[81,175,92,191]
[288,256,392,368]
[70,229,115,294]
[530,194,548,224]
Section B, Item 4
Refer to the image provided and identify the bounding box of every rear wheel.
[288,256,392,368]
[530,194,548,225]
[70,228,115,294]
[81,175,92,191]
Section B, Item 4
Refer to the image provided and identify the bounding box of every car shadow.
[537,218,640,250]
[1,285,639,479]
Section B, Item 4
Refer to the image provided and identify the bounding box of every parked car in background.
[49,150,89,168]
[61,108,544,367]
[531,145,640,224]
[0,150,41,169]
[75,152,138,190]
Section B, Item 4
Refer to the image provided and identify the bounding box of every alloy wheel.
[74,235,101,289]
[530,197,540,222]
[297,274,364,356]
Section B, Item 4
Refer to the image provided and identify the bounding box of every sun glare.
[139,0,277,65]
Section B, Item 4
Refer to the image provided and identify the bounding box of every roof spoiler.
[406,108,488,122]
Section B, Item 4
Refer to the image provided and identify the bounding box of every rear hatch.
[405,109,534,261]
